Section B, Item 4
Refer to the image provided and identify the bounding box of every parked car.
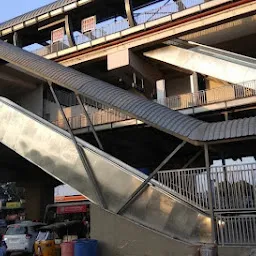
[3,221,45,254]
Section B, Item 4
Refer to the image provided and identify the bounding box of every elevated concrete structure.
[46,0,256,66]
[0,0,256,251]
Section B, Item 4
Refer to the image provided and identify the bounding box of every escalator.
[144,39,256,85]
[0,97,212,243]
[0,39,255,244]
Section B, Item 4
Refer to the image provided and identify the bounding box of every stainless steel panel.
[144,42,256,84]
[0,97,212,243]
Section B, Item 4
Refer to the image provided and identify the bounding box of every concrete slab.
[91,205,200,256]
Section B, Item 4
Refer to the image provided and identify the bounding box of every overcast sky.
[0,0,56,23]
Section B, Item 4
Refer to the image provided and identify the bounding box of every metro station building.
[0,0,256,254]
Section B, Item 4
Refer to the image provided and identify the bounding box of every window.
[6,226,27,235]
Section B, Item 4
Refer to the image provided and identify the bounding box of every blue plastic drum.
[74,239,98,256]
[138,168,150,175]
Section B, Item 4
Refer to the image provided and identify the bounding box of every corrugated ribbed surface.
[0,39,255,144]
[0,0,77,31]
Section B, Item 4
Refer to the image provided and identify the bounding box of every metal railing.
[216,214,256,245]
[53,107,131,130]
[33,0,208,56]
[51,82,256,130]
[157,163,256,211]
[165,82,256,110]
[158,167,210,210]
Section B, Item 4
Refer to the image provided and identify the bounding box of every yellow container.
[34,240,56,256]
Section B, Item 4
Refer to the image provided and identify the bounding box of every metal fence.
[158,167,209,210]
[216,214,256,245]
[50,82,256,130]
[33,0,208,56]
[165,83,256,110]
[53,107,131,130]
[157,163,256,211]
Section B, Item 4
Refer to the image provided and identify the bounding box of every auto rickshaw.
[34,220,84,256]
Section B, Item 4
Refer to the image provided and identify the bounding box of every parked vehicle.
[34,221,84,256]
[44,202,90,225]
[44,202,90,238]
[3,221,45,254]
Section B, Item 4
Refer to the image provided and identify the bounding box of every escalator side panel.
[0,97,212,243]
[144,45,256,84]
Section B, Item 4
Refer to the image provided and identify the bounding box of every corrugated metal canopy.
[0,39,255,145]
[0,0,77,31]
[0,0,161,34]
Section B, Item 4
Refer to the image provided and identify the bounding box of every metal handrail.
[53,107,131,130]
[165,82,256,110]
[216,214,256,245]
[52,82,256,130]
[158,163,256,212]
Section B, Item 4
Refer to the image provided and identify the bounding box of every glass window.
[36,231,49,241]
[6,226,27,235]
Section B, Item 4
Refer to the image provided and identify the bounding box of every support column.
[174,0,186,11]
[224,112,229,121]
[204,144,217,243]
[65,15,75,47]
[190,72,199,107]
[125,0,137,27]
[190,72,199,93]
[24,183,54,221]
[13,32,22,47]
[156,80,166,105]
[17,85,44,117]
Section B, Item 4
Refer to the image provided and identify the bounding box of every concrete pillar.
[17,85,44,117]
[224,112,229,121]
[65,15,75,47]
[124,0,136,27]
[156,80,166,105]
[190,72,199,107]
[24,183,54,221]
[13,32,22,47]
[174,0,186,11]
[190,72,199,93]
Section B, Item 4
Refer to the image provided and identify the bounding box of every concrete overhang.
[0,63,43,98]
[53,0,256,67]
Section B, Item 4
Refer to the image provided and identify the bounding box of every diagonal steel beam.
[76,94,104,151]
[49,82,107,209]
[182,150,202,169]
[117,141,186,214]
